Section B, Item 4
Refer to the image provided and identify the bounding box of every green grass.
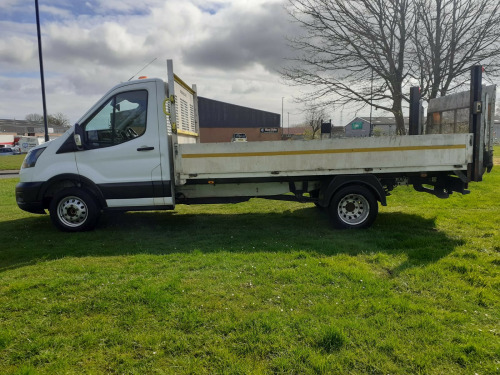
[0,154,499,374]
[0,155,24,170]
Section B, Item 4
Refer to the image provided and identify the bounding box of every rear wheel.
[49,188,100,232]
[328,185,378,229]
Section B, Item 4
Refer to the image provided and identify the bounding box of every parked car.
[0,147,14,156]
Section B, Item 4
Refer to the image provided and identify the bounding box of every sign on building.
[260,128,278,133]
[351,121,364,130]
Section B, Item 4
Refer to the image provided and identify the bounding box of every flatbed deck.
[175,133,473,183]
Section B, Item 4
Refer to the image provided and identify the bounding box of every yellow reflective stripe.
[174,74,195,94]
[181,144,466,159]
[177,129,199,137]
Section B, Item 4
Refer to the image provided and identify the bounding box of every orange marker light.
[138,76,148,79]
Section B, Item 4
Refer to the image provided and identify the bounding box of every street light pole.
[281,97,284,129]
[35,0,49,142]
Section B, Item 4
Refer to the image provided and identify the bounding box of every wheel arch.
[319,174,387,208]
[39,174,106,209]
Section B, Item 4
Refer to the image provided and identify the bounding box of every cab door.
[75,80,170,209]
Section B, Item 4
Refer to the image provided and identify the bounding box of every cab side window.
[83,90,148,149]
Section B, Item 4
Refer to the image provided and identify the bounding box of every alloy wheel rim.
[337,194,370,225]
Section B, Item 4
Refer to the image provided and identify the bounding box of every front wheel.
[328,185,378,229]
[49,188,101,232]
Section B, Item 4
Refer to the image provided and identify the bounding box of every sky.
[2,1,499,131]
[0,0,307,127]
[0,0,372,128]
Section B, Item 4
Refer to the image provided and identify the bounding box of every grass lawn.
[0,150,499,374]
[0,155,24,171]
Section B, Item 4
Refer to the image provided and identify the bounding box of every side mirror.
[74,134,82,147]
[74,123,85,150]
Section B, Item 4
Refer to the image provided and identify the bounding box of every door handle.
[137,146,155,151]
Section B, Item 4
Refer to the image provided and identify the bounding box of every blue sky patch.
[197,2,226,15]
[1,1,149,24]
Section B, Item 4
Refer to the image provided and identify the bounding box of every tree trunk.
[392,100,406,135]
[391,85,406,135]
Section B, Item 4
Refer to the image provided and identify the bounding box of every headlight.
[22,147,46,169]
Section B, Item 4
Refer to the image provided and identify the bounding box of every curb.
[0,170,19,175]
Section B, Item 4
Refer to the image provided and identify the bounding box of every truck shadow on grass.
[0,206,463,273]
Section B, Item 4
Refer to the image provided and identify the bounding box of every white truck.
[0,134,15,148]
[18,136,46,154]
[16,61,495,232]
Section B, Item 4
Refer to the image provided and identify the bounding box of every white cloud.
[39,5,73,19]
[44,22,150,65]
[2,0,23,9]
[90,0,165,14]
[231,79,262,95]
[0,37,36,66]
[183,1,294,72]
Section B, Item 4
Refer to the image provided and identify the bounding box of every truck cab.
[16,78,175,231]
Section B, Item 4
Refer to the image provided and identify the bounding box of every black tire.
[328,185,378,229]
[49,188,101,232]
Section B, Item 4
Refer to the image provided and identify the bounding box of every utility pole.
[281,97,284,129]
[35,0,49,142]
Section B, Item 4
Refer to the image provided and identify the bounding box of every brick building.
[198,97,281,143]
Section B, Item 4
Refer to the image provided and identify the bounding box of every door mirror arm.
[74,123,86,151]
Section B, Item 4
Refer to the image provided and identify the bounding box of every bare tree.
[47,112,70,127]
[283,0,415,135]
[413,0,500,99]
[304,105,328,139]
[25,112,70,127]
[25,113,44,123]
[283,0,500,135]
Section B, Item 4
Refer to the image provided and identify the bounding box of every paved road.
[0,170,19,179]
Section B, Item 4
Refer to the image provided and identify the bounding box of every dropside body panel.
[175,134,473,183]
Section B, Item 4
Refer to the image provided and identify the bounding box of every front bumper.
[16,182,46,214]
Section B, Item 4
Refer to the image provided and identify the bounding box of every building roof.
[0,119,68,135]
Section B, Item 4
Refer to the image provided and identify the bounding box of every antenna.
[128,57,158,81]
